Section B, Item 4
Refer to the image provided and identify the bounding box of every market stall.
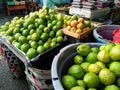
[0,0,120,89]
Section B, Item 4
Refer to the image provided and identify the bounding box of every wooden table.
[6,4,27,15]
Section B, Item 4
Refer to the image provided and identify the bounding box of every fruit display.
[61,43,120,90]
[0,7,66,59]
[62,15,94,39]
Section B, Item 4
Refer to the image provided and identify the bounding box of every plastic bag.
[112,29,120,43]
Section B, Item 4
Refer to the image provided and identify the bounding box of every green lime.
[30,41,38,49]
[88,64,101,74]
[97,50,110,63]
[74,55,84,64]
[88,88,97,90]
[83,72,99,88]
[70,86,85,90]
[109,61,120,77]
[80,62,90,73]
[26,48,38,59]
[98,68,116,85]
[62,74,77,90]
[95,61,106,69]
[91,47,99,53]
[86,52,98,63]
[116,78,120,87]
[76,44,91,57]
[20,43,30,53]
[68,65,84,79]
[104,85,120,90]
[37,45,45,54]
[77,80,85,88]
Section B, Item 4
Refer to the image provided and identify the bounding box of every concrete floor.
[0,6,29,90]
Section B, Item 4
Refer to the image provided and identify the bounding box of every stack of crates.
[25,66,53,90]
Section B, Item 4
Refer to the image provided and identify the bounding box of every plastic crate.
[25,66,53,90]
[1,44,25,78]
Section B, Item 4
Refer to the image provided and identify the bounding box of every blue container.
[93,25,120,43]
[65,0,71,2]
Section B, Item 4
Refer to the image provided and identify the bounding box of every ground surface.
[0,6,29,90]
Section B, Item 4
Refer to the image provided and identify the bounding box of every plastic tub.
[51,43,102,90]
[93,25,120,43]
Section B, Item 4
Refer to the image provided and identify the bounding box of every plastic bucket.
[93,25,120,43]
[51,43,102,90]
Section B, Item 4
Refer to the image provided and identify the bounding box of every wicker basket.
[25,66,53,90]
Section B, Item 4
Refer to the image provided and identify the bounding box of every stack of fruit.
[62,43,120,90]
[0,7,65,59]
[62,15,94,39]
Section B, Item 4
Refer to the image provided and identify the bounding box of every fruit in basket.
[83,72,99,88]
[88,88,97,90]
[77,80,85,88]
[0,7,67,59]
[77,23,84,29]
[74,55,84,64]
[70,20,79,27]
[68,65,84,79]
[76,43,91,57]
[109,61,120,77]
[84,20,91,27]
[62,74,77,90]
[26,48,38,59]
[78,18,84,23]
[88,64,100,74]
[104,85,120,90]
[61,43,120,90]
[99,68,116,85]
[86,52,98,63]
[109,45,120,61]
[70,86,85,90]
[97,50,110,63]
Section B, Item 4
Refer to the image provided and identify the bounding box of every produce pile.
[63,17,94,34]
[62,43,120,90]
[0,7,66,59]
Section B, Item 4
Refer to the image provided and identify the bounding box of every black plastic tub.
[51,43,102,90]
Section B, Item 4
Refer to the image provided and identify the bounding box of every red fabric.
[112,29,120,43]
